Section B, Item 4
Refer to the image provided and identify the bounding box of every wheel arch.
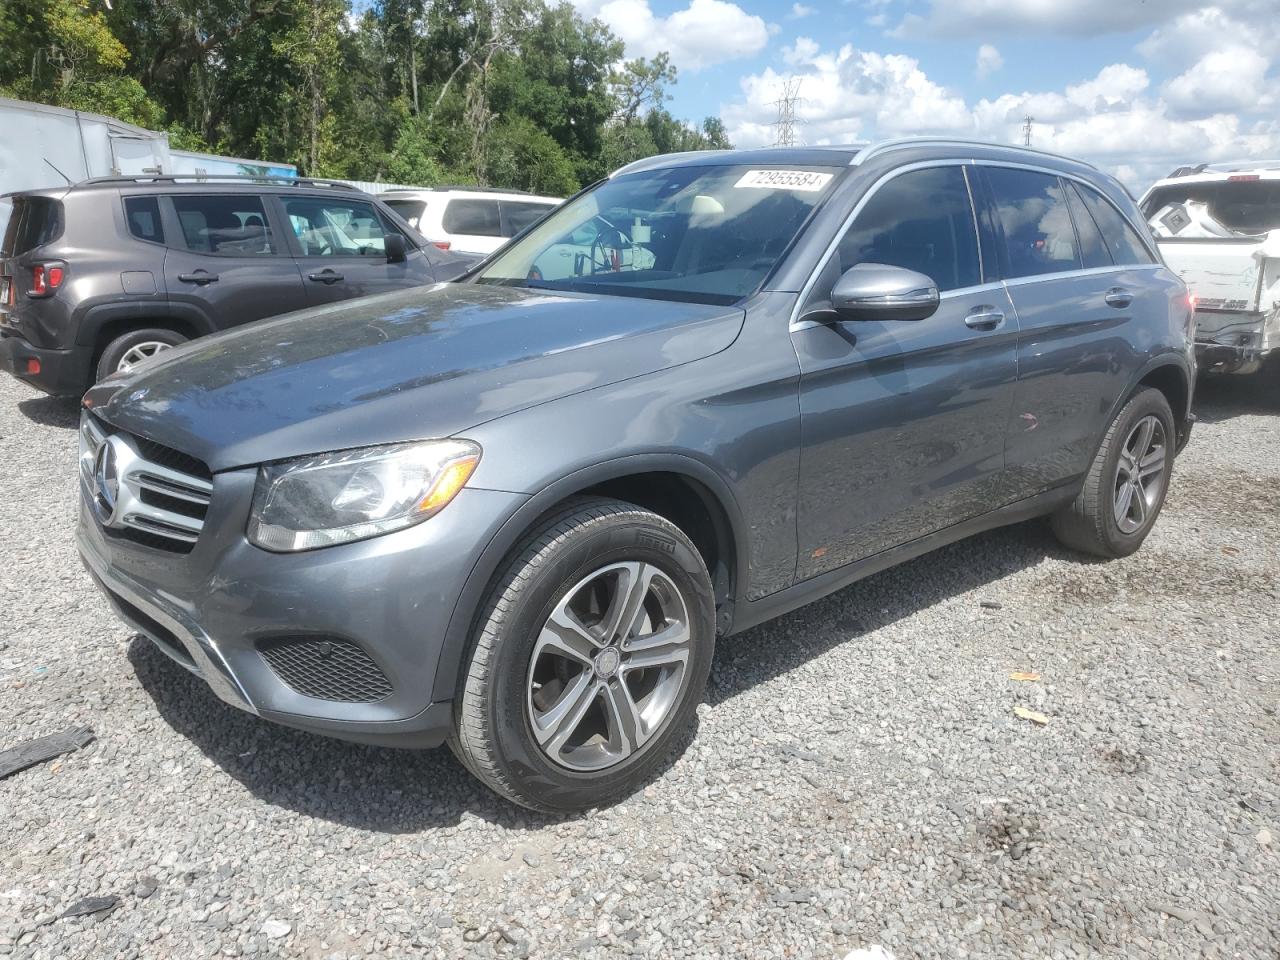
[430,454,749,704]
[75,301,216,356]
[1128,356,1193,451]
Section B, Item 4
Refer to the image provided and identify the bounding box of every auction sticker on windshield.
[734,170,834,192]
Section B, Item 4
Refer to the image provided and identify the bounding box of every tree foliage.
[0,0,732,191]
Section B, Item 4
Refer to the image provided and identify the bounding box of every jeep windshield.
[474,164,840,305]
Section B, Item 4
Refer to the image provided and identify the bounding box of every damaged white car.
[1141,164,1280,375]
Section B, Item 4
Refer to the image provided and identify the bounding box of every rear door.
[791,163,1020,579]
[982,166,1161,494]
[160,192,307,331]
[278,193,436,306]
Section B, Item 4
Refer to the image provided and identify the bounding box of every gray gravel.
[1,371,1277,960]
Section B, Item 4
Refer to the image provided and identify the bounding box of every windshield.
[1144,180,1280,239]
[475,164,840,304]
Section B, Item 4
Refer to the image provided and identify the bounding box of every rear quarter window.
[124,196,165,244]
[1077,186,1156,265]
[1,196,63,257]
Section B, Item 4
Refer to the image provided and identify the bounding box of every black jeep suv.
[0,175,473,396]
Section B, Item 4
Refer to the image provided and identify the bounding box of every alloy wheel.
[526,561,692,772]
[117,341,173,373]
[1113,414,1167,534]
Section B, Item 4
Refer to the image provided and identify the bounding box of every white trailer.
[1140,163,1280,375]
[0,96,296,197]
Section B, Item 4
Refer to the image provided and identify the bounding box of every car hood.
[85,283,745,471]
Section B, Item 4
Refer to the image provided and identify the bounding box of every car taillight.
[1227,174,1260,182]
[432,240,451,251]
[28,262,65,297]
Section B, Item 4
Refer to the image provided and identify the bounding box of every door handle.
[1105,288,1133,308]
[964,306,1005,331]
[308,271,344,284]
[177,272,218,285]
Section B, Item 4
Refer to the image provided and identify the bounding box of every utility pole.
[772,78,803,148]
[1022,114,1034,147]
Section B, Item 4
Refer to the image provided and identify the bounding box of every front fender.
[429,452,751,704]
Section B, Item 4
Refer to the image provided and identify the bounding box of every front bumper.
[77,466,527,748]
[0,332,90,396]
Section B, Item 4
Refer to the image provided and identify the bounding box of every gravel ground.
[1,371,1277,960]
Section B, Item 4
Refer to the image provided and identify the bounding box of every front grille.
[80,412,213,553]
[257,636,393,703]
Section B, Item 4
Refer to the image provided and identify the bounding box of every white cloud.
[975,43,1002,78]
[721,49,1280,190]
[790,2,816,17]
[1164,47,1272,117]
[571,0,768,71]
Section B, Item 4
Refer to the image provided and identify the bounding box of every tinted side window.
[282,197,388,256]
[172,195,275,256]
[382,199,426,230]
[502,201,554,237]
[986,168,1079,278]
[836,166,980,292]
[1076,185,1156,265]
[124,196,164,244]
[1063,183,1112,269]
[443,198,501,237]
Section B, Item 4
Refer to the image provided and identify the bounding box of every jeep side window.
[172,195,276,256]
[1075,184,1157,266]
[281,197,388,256]
[124,196,165,245]
[835,166,981,292]
[985,167,1080,278]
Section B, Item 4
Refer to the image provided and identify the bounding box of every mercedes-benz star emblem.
[93,437,120,519]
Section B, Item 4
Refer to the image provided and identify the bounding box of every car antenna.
[43,158,73,186]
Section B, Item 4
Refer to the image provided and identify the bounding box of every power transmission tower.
[1022,115,1034,147]
[772,78,804,147]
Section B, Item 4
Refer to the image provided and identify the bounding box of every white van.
[1140,164,1280,375]
[379,187,562,256]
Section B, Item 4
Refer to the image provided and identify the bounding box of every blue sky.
[567,0,1279,189]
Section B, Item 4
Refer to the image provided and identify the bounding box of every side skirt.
[727,483,1078,636]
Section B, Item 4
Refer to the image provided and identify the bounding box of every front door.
[791,164,1019,581]
[160,192,306,331]
[279,194,436,306]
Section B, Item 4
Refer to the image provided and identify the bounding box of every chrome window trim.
[850,138,1099,171]
[1000,262,1164,289]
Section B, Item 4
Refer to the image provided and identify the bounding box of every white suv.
[1140,163,1280,375]
[379,188,562,256]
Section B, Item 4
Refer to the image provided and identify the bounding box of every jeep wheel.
[1051,387,1175,558]
[450,497,715,812]
[95,328,188,381]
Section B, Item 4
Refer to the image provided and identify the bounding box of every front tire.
[1051,387,1175,558]
[450,497,715,812]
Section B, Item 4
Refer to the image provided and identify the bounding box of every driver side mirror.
[829,263,940,321]
[384,233,407,264]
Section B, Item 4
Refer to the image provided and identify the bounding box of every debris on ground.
[59,896,119,920]
[1013,706,1050,726]
[0,726,95,779]
[1009,671,1041,682]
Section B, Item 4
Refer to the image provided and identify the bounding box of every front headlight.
[247,439,481,552]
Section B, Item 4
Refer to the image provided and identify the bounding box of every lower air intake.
[257,636,392,703]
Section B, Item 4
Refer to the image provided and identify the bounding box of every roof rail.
[73,174,361,191]
[850,137,1098,170]
[379,184,538,196]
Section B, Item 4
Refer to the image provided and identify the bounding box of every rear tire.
[1051,387,1175,558]
[95,328,187,381]
[449,497,715,813]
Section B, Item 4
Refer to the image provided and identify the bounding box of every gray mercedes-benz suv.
[77,141,1195,811]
